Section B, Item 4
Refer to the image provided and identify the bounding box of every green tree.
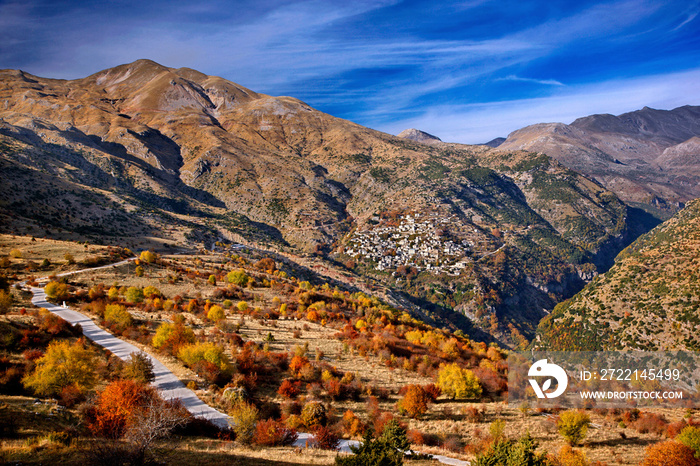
[436,363,482,399]
[472,433,551,466]
[23,339,98,397]
[557,410,591,446]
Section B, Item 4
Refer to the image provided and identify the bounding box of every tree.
[151,321,196,354]
[640,440,700,466]
[336,420,409,466]
[677,426,700,459]
[23,339,97,397]
[397,385,429,418]
[227,270,250,286]
[436,363,482,399]
[86,379,187,464]
[254,418,298,446]
[104,304,133,331]
[229,400,259,444]
[139,250,157,264]
[177,342,231,372]
[0,289,12,314]
[472,433,550,466]
[557,410,591,446]
[122,352,155,384]
[125,287,144,303]
[44,281,69,301]
[207,305,225,322]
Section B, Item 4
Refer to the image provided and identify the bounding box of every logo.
[528,359,568,399]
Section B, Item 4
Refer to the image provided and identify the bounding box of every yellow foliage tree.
[23,339,98,396]
[436,363,482,399]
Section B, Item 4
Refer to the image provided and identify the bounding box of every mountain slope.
[0,59,643,344]
[537,199,700,351]
[497,106,700,216]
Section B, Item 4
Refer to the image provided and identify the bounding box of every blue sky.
[1,0,699,143]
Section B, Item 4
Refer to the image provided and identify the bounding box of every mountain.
[483,137,506,148]
[537,198,700,351]
[397,128,442,144]
[496,106,700,217]
[0,60,645,345]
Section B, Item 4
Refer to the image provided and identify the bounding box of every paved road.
[27,260,230,429]
[26,260,469,464]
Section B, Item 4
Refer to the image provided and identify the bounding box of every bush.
[301,401,327,428]
[104,304,133,331]
[227,270,250,286]
[44,281,69,301]
[125,286,144,303]
[87,379,158,438]
[254,418,298,446]
[557,445,589,466]
[178,342,231,372]
[677,426,700,458]
[152,321,196,354]
[336,423,408,466]
[278,379,301,399]
[557,410,591,446]
[139,250,157,263]
[640,440,700,466]
[229,401,259,444]
[436,363,482,399]
[122,352,155,384]
[207,305,225,322]
[310,424,340,450]
[397,384,429,419]
[0,290,12,314]
[472,433,550,466]
[23,339,97,397]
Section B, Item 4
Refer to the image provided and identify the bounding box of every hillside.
[0,60,646,344]
[537,199,700,351]
[496,106,700,217]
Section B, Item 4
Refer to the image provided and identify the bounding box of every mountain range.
[1,59,697,346]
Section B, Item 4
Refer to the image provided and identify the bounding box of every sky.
[1,0,700,143]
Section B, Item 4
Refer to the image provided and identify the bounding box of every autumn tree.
[104,304,133,331]
[229,400,259,444]
[125,286,144,303]
[207,305,225,322]
[0,289,12,314]
[152,321,196,355]
[557,410,591,446]
[436,363,482,399]
[23,339,97,397]
[139,250,157,264]
[677,426,700,458]
[122,352,156,384]
[397,384,430,418]
[44,281,69,301]
[640,440,700,466]
[227,270,250,286]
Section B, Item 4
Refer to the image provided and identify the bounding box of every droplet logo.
[528,359,568,399]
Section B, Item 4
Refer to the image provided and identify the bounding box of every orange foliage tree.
[397,384,430,418]
[640,440,700,466]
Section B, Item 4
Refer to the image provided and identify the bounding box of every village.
[344,211,477,276]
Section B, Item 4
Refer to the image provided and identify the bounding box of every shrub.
[557,410,591,446]
[336,422,408,466]
[178,342,231,372]
[472,433,550,466]
[237,301,249,312]
[125,286,144,303]
[423,383,441,401]
[227,270,250,286]
[436,363,482,399]
[139,250,157,263]
[104,304,133,331]
[677,426,700,458]
[254,418,298,446]
[278,379,301,399]
[640,440,700,466]
[152,321,196,354]
[87,379,159,438]
[301,401,327,428]
[557,445,589,466]
[0,290,12,314]
[397,384,429,419]
[207,305,225,322]
[23,339,97,397]
[310,424,340,450]
[122,352,155,384]
[229,401,259,444]
[9,249,21,258]
[44,281,69,300]
[143,286,161,298]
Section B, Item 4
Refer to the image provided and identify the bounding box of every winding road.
[25,258,469,465]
